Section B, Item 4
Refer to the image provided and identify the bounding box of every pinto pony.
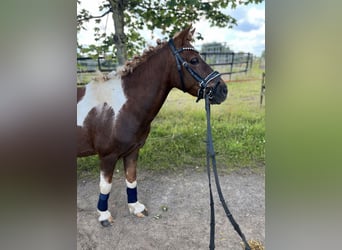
[77,26,228,227]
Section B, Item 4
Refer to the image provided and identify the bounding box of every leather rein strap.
[168,37,251,249]
[205,95,251,250]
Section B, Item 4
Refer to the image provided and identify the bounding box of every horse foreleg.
[97,154,116,227]
[123,149,148,217]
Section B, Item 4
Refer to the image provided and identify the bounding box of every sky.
[77,1,265,56]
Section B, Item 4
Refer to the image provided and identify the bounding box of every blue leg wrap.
[97,193,109,211]
[127,187,137,203]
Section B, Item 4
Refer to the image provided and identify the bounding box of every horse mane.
[91,26,195,82]
[118,39,168,76]
[119,25,195,77]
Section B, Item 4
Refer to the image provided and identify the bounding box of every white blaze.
[77,76,127,126]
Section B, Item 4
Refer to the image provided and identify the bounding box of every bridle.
[168,38,221,102]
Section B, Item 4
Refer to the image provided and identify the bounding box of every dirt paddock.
[77,167,265,250]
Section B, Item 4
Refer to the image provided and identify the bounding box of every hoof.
[100,215,113,227]
[100,220,112,227]
[136,209,148,218]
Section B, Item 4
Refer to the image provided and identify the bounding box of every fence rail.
[201,52,253,78]
[77,56,118,73]
[77,52,252,81]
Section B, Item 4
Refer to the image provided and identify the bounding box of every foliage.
[77,0,264,60]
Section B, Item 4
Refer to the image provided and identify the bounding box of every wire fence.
[77,52,253,84]
[200,52,253,79]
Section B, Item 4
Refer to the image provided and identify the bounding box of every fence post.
[260,72,266,107]
[245,53,250,75]
[98,57,102,72]
[230,53,234,80]
[202,53,207,62]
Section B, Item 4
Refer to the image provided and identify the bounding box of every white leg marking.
[126,179,137,189]
[99,171,112,194]
[77,77,127,126]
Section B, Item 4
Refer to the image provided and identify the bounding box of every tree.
[77,0,263,65]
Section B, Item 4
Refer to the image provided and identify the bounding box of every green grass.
[77,62,265,176]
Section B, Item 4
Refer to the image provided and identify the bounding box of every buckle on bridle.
[207,88,214,100]
[197,80,220,102]
[196,87,205,102]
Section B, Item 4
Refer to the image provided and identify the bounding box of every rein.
[205,94,251,250]
[168,39,221,102]
[168,38,251,249]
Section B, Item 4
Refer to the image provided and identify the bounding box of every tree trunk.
[109,0,127,65]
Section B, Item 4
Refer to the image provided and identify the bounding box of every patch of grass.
[77,63,265,175]
[139,80,265,172]
[77,156,99,177]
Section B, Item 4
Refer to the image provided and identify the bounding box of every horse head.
[169,25,228,104]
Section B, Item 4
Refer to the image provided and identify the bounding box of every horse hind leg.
[124,149,148,218]
[97,154,116,227]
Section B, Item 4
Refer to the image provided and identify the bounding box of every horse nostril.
[221,85,228,95]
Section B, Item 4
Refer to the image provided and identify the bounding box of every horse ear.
[173,24,195,45]
[184,24,194,40]
[189,27,196,40]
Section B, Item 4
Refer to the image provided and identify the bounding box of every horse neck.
[122,46,174,123]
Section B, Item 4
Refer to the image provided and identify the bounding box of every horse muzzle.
[207,81,228,104]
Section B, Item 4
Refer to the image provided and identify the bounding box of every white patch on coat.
[77,76,127,126]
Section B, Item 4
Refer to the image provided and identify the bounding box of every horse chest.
[77,78,127,127]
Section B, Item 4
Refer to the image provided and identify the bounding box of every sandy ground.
[77,167,264,250]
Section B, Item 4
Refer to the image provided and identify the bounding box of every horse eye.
[190,57,199,65]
